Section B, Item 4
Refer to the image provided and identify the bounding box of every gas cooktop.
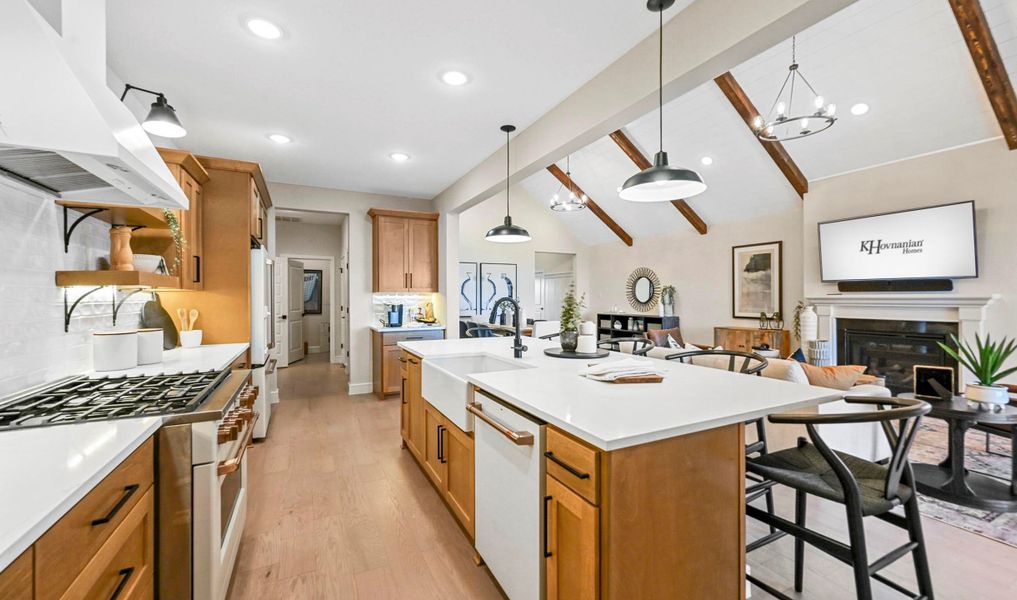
[0,370,230,430]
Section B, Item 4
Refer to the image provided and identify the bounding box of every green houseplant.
[937,333,1017,405]
[559,285,586,352]
[163,209,186,276]
[661,285,677,316]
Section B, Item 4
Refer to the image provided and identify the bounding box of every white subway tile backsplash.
[0,178,145,397]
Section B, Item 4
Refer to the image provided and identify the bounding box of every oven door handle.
[467,401,534,446]
[217,413,258,476]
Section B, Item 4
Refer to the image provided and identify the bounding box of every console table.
[596,313,678,341]
[901,392,1017,512]
[713,326,790,358]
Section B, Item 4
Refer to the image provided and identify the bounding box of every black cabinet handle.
[543,495,553,558]
[193,255,201,283]
[401,378,408,405]
[91,484,140,526]
[109,567,135,600]
[257,216,263,239]
[544,452,591,480]
[404,336,424,341]
[439,426,447,463]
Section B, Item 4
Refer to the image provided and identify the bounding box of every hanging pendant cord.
[658,7,663,154]
[505,129,511,217]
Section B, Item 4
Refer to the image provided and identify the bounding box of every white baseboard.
[348,381,373,395]
[309,345,322,353]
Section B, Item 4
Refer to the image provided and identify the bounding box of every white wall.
[585,207,804,345]
[0,177,148,396]
[804,138,1017,381]
[268,182,433,394]
[458,187,589,323]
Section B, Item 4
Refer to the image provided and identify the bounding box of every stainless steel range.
[0,369,258,600]
[0,371,230,429]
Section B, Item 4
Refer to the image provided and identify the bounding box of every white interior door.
[287,259,305,363]
[541,274,573,321]
[274,258,288,368]
[337,254,348,366]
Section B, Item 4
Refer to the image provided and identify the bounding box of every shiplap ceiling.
[520,0,1017,244]
[105,0,691,199]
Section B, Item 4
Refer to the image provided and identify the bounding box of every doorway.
[534,252,576,321]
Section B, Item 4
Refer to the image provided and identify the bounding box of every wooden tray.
[544,348,609,359]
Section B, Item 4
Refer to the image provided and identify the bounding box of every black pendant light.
[485,125,531,243]
[619,0,705,202]
[120,84,187,138]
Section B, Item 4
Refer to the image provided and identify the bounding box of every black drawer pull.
[543,495,553,558]
[91,484,140,526]
[109,567,135,600]
[193,255,201,283]
[544,452,591,480]
[404,336,424,340]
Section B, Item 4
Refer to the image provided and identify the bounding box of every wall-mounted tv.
[818,201,978,283]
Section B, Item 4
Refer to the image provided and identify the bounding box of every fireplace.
[837,319,958,396]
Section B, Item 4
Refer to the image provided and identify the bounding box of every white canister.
[577,334,597,354]
[580,321,596,336]
[93,331,139,372]
[179,329,203,348]
[137,328,164,365]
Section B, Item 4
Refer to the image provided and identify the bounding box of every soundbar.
[836,279,954,293]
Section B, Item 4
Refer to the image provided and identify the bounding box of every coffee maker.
[385,303,404,327]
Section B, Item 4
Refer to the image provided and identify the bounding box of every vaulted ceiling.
[519,0,1017,245]
[105,0,691,199]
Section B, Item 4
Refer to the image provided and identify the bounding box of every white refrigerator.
[250,248,277,439]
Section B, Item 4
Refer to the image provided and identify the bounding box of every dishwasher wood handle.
[467,401,534,446]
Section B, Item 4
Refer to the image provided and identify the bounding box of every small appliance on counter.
[385,303,404,327]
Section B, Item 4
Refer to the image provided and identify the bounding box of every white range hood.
[0,0,188,209]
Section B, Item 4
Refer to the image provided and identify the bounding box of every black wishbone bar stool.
[538,331,560,340]
[597,336,655,356]
[664,349,785,550]
[745,396,934,600]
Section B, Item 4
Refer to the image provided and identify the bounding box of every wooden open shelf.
[55,271,181,289]
[56,200,173,229]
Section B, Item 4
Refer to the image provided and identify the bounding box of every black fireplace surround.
[837,319,959,396]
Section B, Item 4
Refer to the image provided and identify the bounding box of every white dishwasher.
[470,388,546,600]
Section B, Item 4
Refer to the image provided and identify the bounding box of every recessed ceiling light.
[440,71,470,86]
[246,18,282,40]
[850,103,870,116]
[267,133,291,144]
[700,156,714,166]
[388,152,411,162]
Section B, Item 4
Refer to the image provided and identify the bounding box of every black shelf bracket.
[63,206,106,253]
[112,288,153,326]
[64,286,104,332]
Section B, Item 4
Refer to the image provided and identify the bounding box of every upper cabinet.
[158,149,209,290]
[249,177,268,245]
[368,209,439,293]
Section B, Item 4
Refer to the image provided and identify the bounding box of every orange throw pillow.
[800,364,867,390]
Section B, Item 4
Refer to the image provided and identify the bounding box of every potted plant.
[559,285,586,353]
[661,285,677,316]
[163,209,186,276]
[938,334,1017,405]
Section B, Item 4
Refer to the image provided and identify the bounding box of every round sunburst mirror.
[625,267,661,312]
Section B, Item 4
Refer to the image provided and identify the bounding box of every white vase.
[800,305,818,344]
[179,329,203,348]
[964,382,1009,405]
[662,302,674,317]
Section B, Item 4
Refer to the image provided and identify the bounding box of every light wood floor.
[228,353,1017,599]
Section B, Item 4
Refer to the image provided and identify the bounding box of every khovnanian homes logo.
[859,238,925,255]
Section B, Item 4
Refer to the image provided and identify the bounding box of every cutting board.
[607,374,664,384]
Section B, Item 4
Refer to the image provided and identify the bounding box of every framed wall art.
[732,241,782,319]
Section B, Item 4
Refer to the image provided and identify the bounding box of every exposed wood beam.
[546,164,633,246]
[714,72,809,198]
[608,130,708,235]
[949,0,1017,150]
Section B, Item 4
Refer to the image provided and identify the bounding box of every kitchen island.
[398,335,841,600]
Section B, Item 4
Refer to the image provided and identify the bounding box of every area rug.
[910,419,1017,548]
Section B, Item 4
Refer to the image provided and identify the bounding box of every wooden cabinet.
[442,421,475,536]
[146,148,210,291]
[400,356,411,444]
[423,403,446,486]
[373,329,444,399]
[404,352,426,460]
[250,176,267,245]
[546,475,599,600]
[0,549,32,600]
[714,326,791,357]
[0,438,156,600]
[367,208,439,292]
[540,424,746,599]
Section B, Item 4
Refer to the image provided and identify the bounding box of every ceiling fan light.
[142,95,186,138]
[619,151,706,202]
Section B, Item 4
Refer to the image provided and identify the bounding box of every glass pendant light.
[485,125,531,243]
[619,0,705,202]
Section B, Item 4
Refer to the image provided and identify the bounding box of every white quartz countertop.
[369,323,446,333]
[0,343,248,571]
[85,343,249,378]
[399,337,842,451]
[0,417,162,571]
